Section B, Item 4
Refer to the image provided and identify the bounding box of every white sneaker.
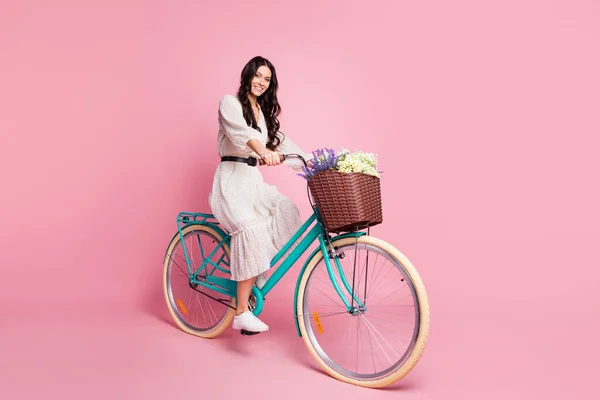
[232,311,269,332]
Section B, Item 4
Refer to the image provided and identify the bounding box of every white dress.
[208,94,312,281]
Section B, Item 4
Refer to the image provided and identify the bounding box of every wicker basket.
[308,169,383,233]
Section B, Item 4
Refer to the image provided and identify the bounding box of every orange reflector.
[313,312,323,334]
[177,299,188,315]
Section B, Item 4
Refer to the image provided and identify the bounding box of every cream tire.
[296,235,430,388]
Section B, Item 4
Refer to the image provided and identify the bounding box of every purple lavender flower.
[296,147,341,181]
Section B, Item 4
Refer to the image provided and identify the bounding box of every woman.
[208,56,312,334]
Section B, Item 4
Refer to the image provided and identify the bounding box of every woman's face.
[249,65,272,98]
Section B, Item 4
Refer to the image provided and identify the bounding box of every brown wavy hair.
[237,56,283,150]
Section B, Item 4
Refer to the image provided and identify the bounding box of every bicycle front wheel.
[296,235,430,388]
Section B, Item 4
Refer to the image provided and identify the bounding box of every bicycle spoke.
[369,312,414,319]
[300,311,348,318]
[361,313,408,350]
[355,317,360,372]
[367,260,396,299]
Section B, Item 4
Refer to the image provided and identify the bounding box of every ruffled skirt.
[208,162,303,281]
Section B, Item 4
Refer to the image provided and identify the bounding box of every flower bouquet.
[297,148,382,181]
[299,148,383,233]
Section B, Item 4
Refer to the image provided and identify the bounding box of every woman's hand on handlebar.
[246,139,286,166]
[259,150,283,166]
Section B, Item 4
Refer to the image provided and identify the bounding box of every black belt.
[221,156,259,167]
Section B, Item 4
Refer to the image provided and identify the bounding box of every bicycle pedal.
[240,329,260,336]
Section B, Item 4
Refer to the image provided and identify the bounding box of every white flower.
[335,149,380,178]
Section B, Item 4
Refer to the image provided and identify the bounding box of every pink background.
[1,0,599,398]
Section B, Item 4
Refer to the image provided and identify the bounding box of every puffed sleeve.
[218,94,262,151]
[277,133,313,171]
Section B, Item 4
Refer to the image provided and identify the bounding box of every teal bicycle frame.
[173,205,366,336]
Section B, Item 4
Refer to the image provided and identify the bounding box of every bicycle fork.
[318,235,367,314]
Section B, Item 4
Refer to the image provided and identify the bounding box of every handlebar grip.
[258,154,286,166]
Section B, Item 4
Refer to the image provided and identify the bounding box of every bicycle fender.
[293,231,366,337]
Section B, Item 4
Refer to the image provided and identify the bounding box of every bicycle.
[162,154,430,388]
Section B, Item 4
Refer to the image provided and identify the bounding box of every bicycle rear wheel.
[296,235,430,388]
[163,224,234,338]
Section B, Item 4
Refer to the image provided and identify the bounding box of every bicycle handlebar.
[258,153,308,168]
